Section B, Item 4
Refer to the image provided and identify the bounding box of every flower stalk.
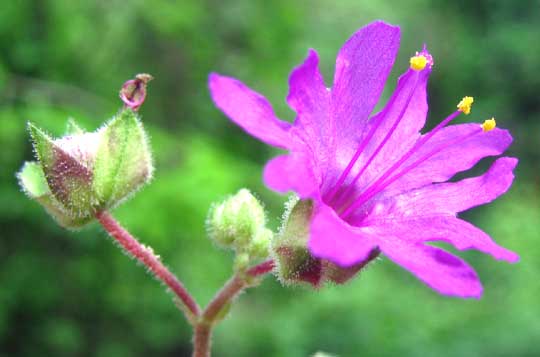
[96,210,201,320]
[96,209,274,356]
[193,260,274,357]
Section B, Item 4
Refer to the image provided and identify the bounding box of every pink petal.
[209,73,292,149]
[331,21,400,140]
[378,239,483,298]
[369,217,518,263]
[309,203,377,267]
[374,157,518,217]
[287,49,334,172]
[387,124,513,193]
[359,60,432,187]
[362,158,519,262]
[263,153,320,199]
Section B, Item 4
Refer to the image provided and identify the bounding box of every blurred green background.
[1,1,539,356]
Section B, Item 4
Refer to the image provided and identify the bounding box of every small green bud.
[18,108,153,228]
[207,189,266,250]
[249,228,272,259]
[234,252,250,272]
[208,203,235,246]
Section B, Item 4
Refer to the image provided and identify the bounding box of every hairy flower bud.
[273,196,378,287]
[207,189,265,248]
[249,228,273,259]
[17,108,153,228]
[207,189,272,270]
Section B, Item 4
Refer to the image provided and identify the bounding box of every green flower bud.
[17,108,153,228]
[249,228,272,259]
[234,252,250,272]
[207,189,266,250]
[273,196,378,287]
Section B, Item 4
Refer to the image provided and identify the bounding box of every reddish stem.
[193,324,211,357]
[193,259,275,357]
[247,259,275,277]
[96,211,201,319]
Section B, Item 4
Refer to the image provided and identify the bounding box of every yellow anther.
[481,118,496,132]
[457,96,474,115]
[410,55,428,71]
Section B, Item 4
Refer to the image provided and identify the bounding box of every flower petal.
[309,203,377,267]
[387,124,513,193]
[378,239,483,298]
[287,49,334,172]
[347,64,432,191]
[361,158,519,263]
[263,153,320,199]
[378,157,518,217]
[209,73,292,148]
[331,21,400,138]
[287,49,331,141]
[370,217,518,263]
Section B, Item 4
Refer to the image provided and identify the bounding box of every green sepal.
[275,197,312,249]
[35,195,95,228]
[274,245,322,287]
[17,161,50,198]
[65,118,85,135]
[28,122,97,218]
[272,197,376,287]
[17,161,93,228]
[272,198,323,286]
[92,108,153,209]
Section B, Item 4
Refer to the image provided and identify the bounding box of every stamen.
[457,96,474,115]
[481,117,496,132]
[410,55,427,71]
[324,73,411,202]
[343,127,483,218]
[340,104,467,218]
[332,73,421,208]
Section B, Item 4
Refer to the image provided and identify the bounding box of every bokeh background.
[1,1,539,356]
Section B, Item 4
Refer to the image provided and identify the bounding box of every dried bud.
[17,108,153,228]
[119,73,153,111]
[273,197,378,287]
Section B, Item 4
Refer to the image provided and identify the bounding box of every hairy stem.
[246,259,275,277]
[96,211,201,320]
[193,260,275,357]
[193,324,211,357]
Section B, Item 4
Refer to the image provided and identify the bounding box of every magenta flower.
[209,21,518,298]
